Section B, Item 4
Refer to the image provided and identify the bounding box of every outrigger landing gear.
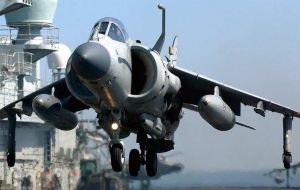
[6,109,16,167]
[282,115,293,169]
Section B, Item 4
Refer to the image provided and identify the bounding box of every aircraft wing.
[0,78,89,120]
[168,65,300,118]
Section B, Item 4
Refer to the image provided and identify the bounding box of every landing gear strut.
[282,115,292,169]
[6,110,16,167]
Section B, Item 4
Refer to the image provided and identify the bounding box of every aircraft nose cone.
[70,42,110,80]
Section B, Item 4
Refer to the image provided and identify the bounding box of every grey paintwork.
[32,94,78,130]
[1,7,300,171]
[70,42,111,81]
[198,94,236,131]
[140,113,166,139]
[168,65,300,117]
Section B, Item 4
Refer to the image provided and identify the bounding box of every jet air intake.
[198,95,235,131]
[32,94,78,130]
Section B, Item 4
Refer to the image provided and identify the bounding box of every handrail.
[0,51,33,75]
[0,25,59,46]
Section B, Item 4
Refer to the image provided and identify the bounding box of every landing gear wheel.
[111,145,124,172]
[7,152,15,167]
[129,149,141,177]
[146,151,157,177]
[283,153,292,169]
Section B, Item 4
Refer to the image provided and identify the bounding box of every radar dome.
[47,44,71,70]
[5,0,58,26]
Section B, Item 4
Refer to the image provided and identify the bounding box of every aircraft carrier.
[0,1,79,189]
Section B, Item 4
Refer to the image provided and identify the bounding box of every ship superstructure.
[0,1,79,189]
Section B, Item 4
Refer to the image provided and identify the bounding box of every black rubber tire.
[7,152,15,167]
[111,145,124,172]
[146,151,158,177]
[129,149,140,177]
[283,155,292,169]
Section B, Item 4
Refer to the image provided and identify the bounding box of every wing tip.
[296,112,300,118]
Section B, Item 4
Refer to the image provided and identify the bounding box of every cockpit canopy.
[89,17,130,43]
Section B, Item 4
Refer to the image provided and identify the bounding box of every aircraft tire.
[129,149,140,176]
[146,151,157,177]
[7,152,15,167]
[283,154,291,169]
[111,145,124,172]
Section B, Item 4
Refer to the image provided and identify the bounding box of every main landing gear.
[129,149,140,177]
[109,137,159,177]
[128,131,158,177]
[129,148,158,177]
[109,130,159,177]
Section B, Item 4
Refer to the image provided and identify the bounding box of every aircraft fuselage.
[65,18,182,143]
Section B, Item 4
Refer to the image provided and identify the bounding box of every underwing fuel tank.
[32,94,78,130]
[198,95,235,131]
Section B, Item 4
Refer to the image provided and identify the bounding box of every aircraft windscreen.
[90,17,130,42]
[108,23,125,43]
[99,22,109,35]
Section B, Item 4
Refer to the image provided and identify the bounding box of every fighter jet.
[0,5,299,177]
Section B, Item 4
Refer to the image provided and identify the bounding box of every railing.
[0,84,17,108]
[0,24,59,46]
[0,52,33,76]
[10,52,33,75]
[0,76,52,108]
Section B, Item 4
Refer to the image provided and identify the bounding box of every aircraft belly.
[126,95,166,117]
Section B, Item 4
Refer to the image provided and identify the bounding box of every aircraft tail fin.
[153,4,165,54]
[168,35,179,65]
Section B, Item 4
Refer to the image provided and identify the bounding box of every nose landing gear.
[110,144,125,172]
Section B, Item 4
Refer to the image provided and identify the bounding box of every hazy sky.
[50,0,300,171]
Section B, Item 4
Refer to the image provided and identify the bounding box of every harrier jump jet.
[0,5,299,177]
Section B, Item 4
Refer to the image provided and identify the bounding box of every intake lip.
[70,42,111,80]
